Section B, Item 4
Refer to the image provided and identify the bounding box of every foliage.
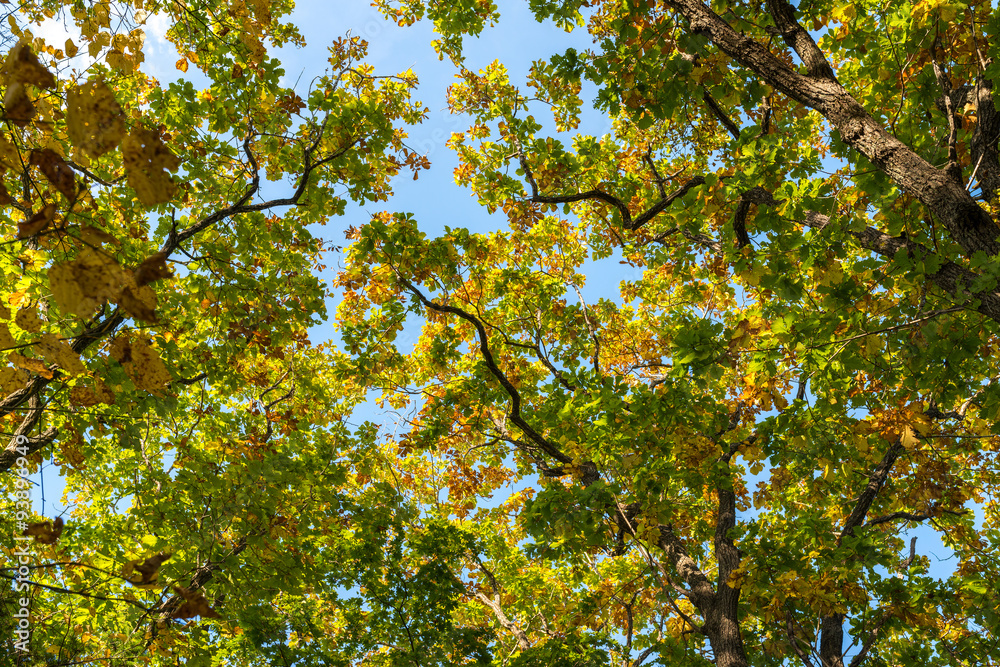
[2,0,1000,666]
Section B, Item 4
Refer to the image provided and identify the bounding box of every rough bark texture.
[665,0,1000,260]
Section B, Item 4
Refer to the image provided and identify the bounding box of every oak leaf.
[23,516,63,544]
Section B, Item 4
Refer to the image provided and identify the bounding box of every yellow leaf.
[0,364,28,392]
[121,127,180,205]
[4,40,55,88]
[64,38,78,57]
[9,351,53,378]
[69,380,114,406]
[66,80,126,158]
[175,57,188,72]
[111,336,172,395]
[48,248,125,318]
[901,426,920,449]
[14,306,42,333]
[0,134,20,168]
[0,323,15,349]
[36,333,86,375]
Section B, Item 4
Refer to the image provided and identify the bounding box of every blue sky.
[22,0,968,619]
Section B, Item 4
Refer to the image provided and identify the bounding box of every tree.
[3,0,1000,665]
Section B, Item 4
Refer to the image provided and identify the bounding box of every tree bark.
[664,0,1000,260]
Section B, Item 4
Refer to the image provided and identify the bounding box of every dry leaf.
[36,333,86,375]
[80,225,118,246]
[170,585,221,619]
[0,182,12,206]
[0,323,15,349]
[18,203,57,238]
[124,551,172,586]
[30,149,78,200]
[14,306,41,333]
[48,248,125,318]
[117,285,157,322]
[0,135,18,169]
[111,337,172,395]
[69,380,114,406]
[66,80,126,158]
[0,364,28,392]
[5,41,56,89]
[23,516,63,544]
[121,127,180,205]
[8,352,53,378]
[134,252,172,286]
[3,83,34,126]
[59,440,86,469]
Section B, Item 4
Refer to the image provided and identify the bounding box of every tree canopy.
[2,0,1000,666]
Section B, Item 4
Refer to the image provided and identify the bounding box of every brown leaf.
[69,380,115,407]
[117,285,158,322]
[30,149,78,200]
[5,41,56,89]
[18,203,57,238]
[170,585,221,619]
[0,182,12,205]
[134,252,172,286]
[66,80,126,158]
[3,83,34,126]
[124,551,172,586]
[80,225,118,246]
[23,516,63,544]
